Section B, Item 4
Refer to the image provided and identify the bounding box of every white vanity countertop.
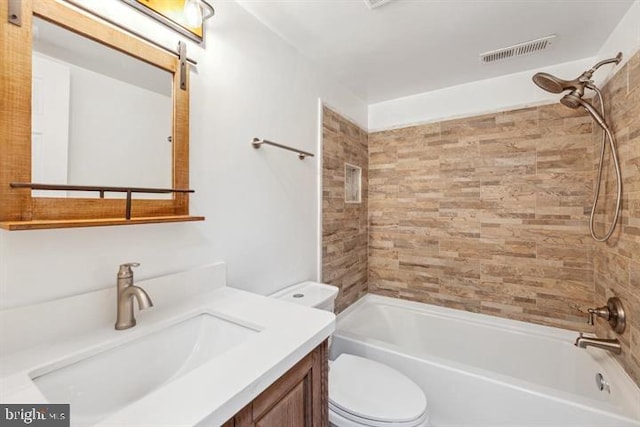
[0,264,335,426]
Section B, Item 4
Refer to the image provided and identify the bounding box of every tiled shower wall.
[321,54,639,384]
[593,51,640,384]
[365,53,640,384]
[322,107,368,312]
[368,104,597,331]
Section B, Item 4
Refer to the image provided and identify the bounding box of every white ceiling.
[236,0,635,103]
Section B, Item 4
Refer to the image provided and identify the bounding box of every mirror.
[32,17,173,199]
[0,0,201,229]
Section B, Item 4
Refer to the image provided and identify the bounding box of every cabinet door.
[229,341,328,427]
[255,380,306,427]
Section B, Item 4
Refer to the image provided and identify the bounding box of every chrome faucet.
[574,333,622,355]
[115,262,153,330]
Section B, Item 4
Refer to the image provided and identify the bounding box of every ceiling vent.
[480,35,556,64]
[363,0,396,10]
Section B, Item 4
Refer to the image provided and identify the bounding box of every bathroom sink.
[30,313,259,426]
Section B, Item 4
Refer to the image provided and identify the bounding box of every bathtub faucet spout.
[574,333,622,355]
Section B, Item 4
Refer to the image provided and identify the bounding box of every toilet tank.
[270,281,339,312]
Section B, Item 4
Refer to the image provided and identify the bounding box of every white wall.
[31,51,172,199]
[368,0,640,132]
[66,61,173,192]
[2,0,635,310]
[0,0,367,309]
[595,0,640,83]
[368,57,595,132]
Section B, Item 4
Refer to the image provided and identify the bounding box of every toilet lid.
[329,354,427,424]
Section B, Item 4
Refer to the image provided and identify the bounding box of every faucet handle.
[118,262,140,277]
[585,297,626,334]
[587,306,610,325]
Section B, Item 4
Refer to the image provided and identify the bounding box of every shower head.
[531,53,623,243]
[532,72,585,94]
[532,72,571,94]
[560,92,583,109]
[532,52,622,96]
[532,52,623,130]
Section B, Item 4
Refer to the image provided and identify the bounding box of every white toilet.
[271,282,430,427]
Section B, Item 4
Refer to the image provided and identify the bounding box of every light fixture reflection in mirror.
[31,17,173,200]
[183,0,215,27]
[183,0,202,27]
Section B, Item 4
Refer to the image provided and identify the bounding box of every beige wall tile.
[322,106,368,312]
[367,51,640,385]
[592,51,640,385]
[369,102,597,335]
[322,52,640,385]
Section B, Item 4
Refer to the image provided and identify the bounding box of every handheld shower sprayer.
[532,52,622,105]
[532,53,623,242]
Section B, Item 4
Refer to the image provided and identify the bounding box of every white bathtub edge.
[335,294,640,424]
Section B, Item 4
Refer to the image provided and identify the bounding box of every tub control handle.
[585,297,626,334]
[587,306,609,325]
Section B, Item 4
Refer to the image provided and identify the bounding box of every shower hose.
[588,86,622,242]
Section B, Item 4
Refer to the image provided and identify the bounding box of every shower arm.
[579,53,623,82]
[589,53,623,73]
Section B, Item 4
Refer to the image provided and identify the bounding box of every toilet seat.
[329,354,428,427]
[329,402,429,427]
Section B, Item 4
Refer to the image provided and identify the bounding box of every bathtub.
[330,295,640,427]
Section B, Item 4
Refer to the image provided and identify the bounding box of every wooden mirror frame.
[0,0,203,230]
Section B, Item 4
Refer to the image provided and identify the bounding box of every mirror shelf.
[10,182,196,220]
[0,215,205,231]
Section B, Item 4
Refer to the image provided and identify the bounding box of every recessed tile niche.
[345,163,362,203]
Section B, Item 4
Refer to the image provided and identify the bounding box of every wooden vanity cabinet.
[223,341,328,427]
